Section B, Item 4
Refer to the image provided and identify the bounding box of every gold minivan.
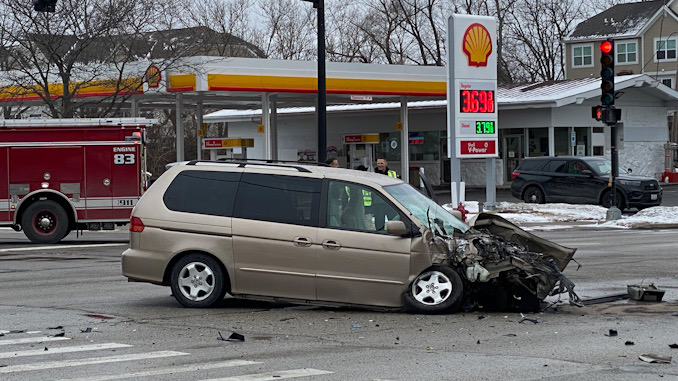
[122,160,579,313]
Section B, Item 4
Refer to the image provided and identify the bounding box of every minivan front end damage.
[427,213,581,311]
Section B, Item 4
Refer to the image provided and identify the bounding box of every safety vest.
[387,170,397,178]
[362,190,372,206]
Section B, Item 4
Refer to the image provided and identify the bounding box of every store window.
[528,128,549,157]
[377,131,440,162]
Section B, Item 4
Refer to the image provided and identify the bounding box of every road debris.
[638,354,672,364]
[218,331,245,342]
[604,329,618,337]
[627,284,666,302]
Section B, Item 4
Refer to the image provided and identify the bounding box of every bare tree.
[255,0,316,60]
[0,0,181,118]
[503,0,587,82]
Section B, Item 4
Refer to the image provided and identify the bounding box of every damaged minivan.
[122,160,580,313]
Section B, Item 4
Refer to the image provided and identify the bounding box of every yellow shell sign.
[145,65,161,88]
[462,23,492,67]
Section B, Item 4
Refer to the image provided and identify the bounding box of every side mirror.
[581,169,594,178]
[627,168,632,173]
[386,220,409,237]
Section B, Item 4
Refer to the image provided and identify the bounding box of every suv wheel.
[403,265,463,314]
[523,186,545,204]
[170,253,226,308]
[601,191,625,210]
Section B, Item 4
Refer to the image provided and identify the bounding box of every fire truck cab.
[0,118,156,243]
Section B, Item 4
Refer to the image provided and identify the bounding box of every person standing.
[374,156,397,178]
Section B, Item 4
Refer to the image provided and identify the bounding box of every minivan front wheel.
[523,186,545,204]
[601,191,625,210]
[170,253,226,308]
[404,265,463,314]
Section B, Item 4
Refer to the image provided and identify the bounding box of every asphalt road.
[1,228,677,380]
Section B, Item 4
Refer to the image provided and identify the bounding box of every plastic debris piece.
[352,323,361,328]
[478,315,486,320]
[638,354,672,364]
[53,332,65,337]
[625,341,634,346]
[80,328,92,333]
[217,331,245,342]
[48,326,63,330]
[605,329,618,337]
[669,344,678,349]
[503,334,517,337]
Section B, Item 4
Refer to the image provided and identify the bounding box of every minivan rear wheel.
[170,253,226,308]
[523,186,545,204]
[404,265,463,314]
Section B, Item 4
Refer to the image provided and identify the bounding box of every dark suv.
[510,156,662,210]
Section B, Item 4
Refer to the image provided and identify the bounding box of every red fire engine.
[0,118,156,243]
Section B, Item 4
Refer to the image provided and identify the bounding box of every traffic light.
[33,0,57,12]
[592,106,602,121]
[600,39,615,105]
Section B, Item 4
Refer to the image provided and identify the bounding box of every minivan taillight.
[130,216,145,232]
[511,171,520,180]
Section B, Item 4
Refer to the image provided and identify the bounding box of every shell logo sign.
[145,65,161,88]
[462,23,492,67]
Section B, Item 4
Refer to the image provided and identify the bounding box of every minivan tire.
[523,186,545,204]
[170,253,226,308]
[404,265,463,314]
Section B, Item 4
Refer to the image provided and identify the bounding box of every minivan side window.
[163,170,241,217]
[234,173,321,227]
[327,180,401,233]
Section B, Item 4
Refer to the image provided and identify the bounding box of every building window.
[655,37,677,61]
[572,44,593,67]
[616,42,637,64]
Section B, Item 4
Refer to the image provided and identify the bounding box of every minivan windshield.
[582,157,628,176]
[384,183,469,234]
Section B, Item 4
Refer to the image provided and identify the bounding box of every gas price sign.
[459,89,495,113]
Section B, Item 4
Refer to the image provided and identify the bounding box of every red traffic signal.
[600,41,613,54]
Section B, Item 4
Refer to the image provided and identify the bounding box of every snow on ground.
[444,202,678,230]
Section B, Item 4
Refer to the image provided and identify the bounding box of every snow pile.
[444,202,678,230]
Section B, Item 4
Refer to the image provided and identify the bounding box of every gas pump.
[343,133,379,170]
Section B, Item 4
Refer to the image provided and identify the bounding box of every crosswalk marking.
[199,368,334,381]
[0,350,188,374]
[0,336,71,346]
[0,343,132,359]
[61,360,262,381]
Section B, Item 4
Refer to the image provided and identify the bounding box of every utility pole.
[301,0,327,163]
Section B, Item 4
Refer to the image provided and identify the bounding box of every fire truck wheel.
[22,200,70,244]
[170,253,226,308]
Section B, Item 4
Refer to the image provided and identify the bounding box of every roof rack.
[186,158,325,173]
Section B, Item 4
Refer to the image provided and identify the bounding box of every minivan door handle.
[293,236,312,247]
[322,240,341,250]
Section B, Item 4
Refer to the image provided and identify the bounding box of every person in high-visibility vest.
[355,165,372,206]
[375,157,397,178]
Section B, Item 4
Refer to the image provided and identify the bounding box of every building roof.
[566,0,670,41]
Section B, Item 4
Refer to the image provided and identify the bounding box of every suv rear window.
[163,170,240,217]
[234,173,321,227]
